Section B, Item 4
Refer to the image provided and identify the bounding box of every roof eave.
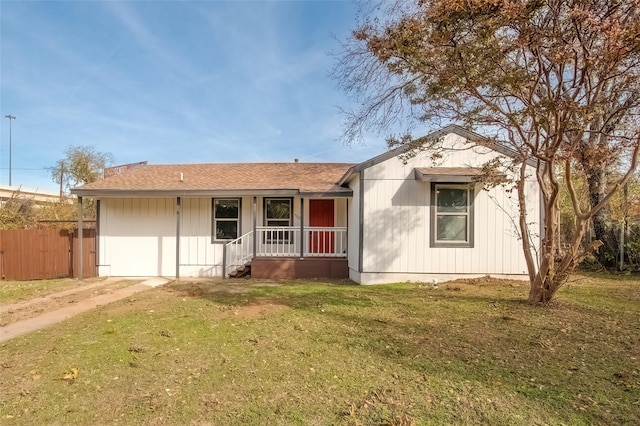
[299,190,353,198]
[71,188,352,198]
[337,165,357,186]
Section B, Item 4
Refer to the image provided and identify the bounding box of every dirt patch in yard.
[163,280,289,319]
[166,279,282,296]
[0,279,142,326]
[99,280,290,320]
[215,300,289,319]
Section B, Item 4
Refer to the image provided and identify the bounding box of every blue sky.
[0,0,387,192]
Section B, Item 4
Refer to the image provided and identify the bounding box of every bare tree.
[335,0,640,303]
[50,146,113,194]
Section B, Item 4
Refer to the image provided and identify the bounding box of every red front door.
[309,199,334,254]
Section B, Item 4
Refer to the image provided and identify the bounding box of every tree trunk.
[588,169,617,266]
[527,269,563,304]
[527,203,597,304]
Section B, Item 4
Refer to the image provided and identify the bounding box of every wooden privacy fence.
[0,228,96,280]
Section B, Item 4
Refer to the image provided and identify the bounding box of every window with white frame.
[431,184,474,247]
[213,198,240,241]
[264,198,293,243]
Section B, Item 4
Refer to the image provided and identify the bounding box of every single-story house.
[71,125,541,284]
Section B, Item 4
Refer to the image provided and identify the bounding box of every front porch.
[223,226,348,279]
[251,257,348,279]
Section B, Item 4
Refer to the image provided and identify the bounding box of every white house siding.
[179,196,254,277]
[180,196,349,276]
[347,173,361,281]
[99,195,349,278]
[356,133,540,284]
[334,198,348,228]
[179,198,215,277]
[98,198,177,277]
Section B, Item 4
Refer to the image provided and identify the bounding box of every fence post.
[68,230,74,277]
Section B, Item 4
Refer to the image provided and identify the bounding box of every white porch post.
[222,242,227,279]
[252,196,257,258]
[175,197,181,279]
[300,198,304,258]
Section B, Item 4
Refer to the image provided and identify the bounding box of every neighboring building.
[71,125,541,283]
[0,185,65,206]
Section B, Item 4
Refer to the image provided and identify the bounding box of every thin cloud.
[1,0,388,191]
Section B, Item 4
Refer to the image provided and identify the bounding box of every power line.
[0,167,49,171]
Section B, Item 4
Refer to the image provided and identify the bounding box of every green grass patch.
[1,275,639,425]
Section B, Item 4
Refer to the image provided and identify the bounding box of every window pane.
[215,199,239,219]
[266,199,291,220]
[437,188,468,213]
[437,215,467,241]
[216,221,238,240]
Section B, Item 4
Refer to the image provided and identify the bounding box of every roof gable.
[337,125,528,185]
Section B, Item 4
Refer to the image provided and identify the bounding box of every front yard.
[1,275,639,425]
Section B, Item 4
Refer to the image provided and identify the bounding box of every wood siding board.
[366,178,373,272]
[149,198,157,216]
[399,180,409,272]
[483,190,493,272]
[399,181,407,272]
[141,198,149,215]
[380,182,390,271]
[361,180,369,271]
[198,198,208,265]
[366,179,377,272]
[200,198,208,265]
[355,174,362,272]
[503,192,513,273]
[131,199,140,217]
[383,182,391,271]
[189,199,197,264]
[496,191,505,273]
[162,198,169,216]
[100,200,108,267]
[422,185,431,272]
[415,182,424,272]
[181,198,190,264]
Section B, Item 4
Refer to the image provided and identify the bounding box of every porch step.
[228,261,251,279]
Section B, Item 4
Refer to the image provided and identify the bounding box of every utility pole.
[4,115,16,186]
[59,163,65,200]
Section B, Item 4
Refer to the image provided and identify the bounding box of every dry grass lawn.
[0,274,638,425]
